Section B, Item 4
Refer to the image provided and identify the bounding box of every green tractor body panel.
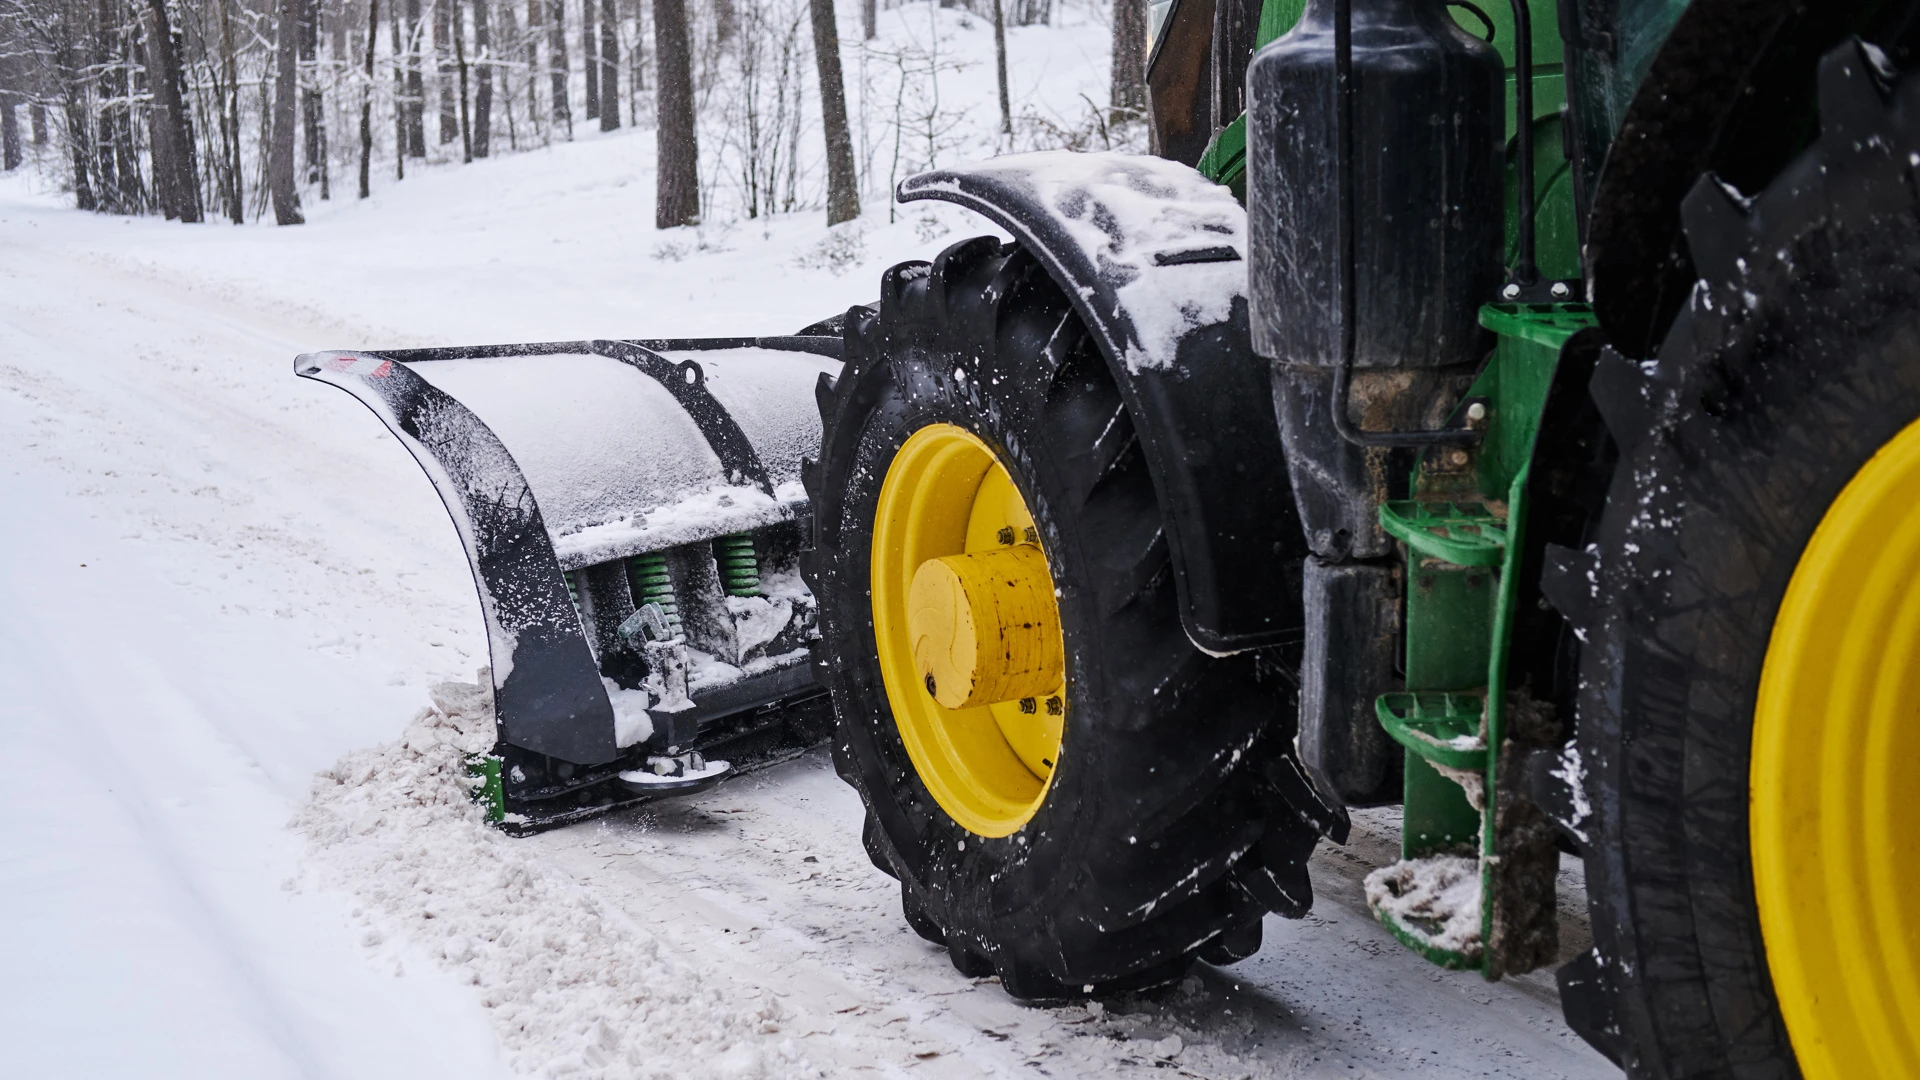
[1179,0,1641,974]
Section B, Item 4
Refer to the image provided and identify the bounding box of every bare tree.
[0,25,22,171]
[390,0,407,172]
[219,0,245,216]
[359,0,378,194]
[56,14,94,211]
[861,0,872,40]
[404,0,425,154]
[991,0,1009,136]
[140,0,201,219]
[435,0,457,140]
[453,0,470,159]
[580,0,595,118]
[521,0,539,134]
[271,0,305,223]
[652,0,695,227]
[1,91,18,171]
[1109,0,1143,122]
[300,0,327,197]
[472,0,491,155]
[545,0,568,131]
[596,0,614,128]
[1010,0,1046,25]
[625,0,643,105]
[713,0,733,44]
[95,0,142,214]
[808,0,855,224]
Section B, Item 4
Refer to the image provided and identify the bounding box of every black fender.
[1579,0,1920,356]
[898,152,1306,654]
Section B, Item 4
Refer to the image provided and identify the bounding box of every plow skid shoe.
[298,335,842,829]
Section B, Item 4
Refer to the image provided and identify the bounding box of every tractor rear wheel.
[802,236,1317,999]
[1560,41,1920,1078]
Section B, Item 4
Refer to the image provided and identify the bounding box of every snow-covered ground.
[0,5,1617,1075]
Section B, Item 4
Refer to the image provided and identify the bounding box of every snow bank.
[292,680,818,1079]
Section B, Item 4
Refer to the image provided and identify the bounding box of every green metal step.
[1376,691,1488,770]
[1379,501,1508,567]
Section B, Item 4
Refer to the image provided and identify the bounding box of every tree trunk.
[436,0,458,141]
[140,0,201,219]
[220,0,245,219]
[472,0,492,156]
[809,0,858,225]
[651,0,696,228]
[392,0,409,173]
[166,16,202,212]
[546,0,570,132]
[1110,0,1145,122]
[272,0,306,223]
[60,61,95,211]
[992,0,1010,136]
[522,0,540,135]
[581,0,598,119]
[597,0,617,130]
[96,0,143,214]
[405,0,426,155]
[301,0,328,197]
[714,0,734,45]
[861,0,874,41]
[360,0,378,195]
[454,4,472,161]
[1,95,19,171]
[31,101,48,147]
[139,13,179,217]
[629,0,645,95]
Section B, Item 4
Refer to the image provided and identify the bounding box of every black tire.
[1557,42,1920,1077]
[802,236,1319,999]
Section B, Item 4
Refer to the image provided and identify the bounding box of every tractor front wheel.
[802,236,1318,999]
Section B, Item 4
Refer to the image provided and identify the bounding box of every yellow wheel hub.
[1754,417,1920,1080]
[872,423,1066,837]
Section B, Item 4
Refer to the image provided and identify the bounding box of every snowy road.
[0,157,1615,1078]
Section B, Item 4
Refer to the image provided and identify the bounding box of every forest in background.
[0,0,1148,227]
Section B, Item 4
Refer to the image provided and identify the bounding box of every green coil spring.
[625,553,683,633]
[714,533,761,597]
[563,570,585,621]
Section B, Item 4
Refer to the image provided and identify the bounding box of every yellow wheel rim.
[1754,417,1920,1080]
[872,423,1067,837]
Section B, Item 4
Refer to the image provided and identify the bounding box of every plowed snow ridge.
[294,681,812,1080]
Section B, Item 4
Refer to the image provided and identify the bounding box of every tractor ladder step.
[1379,501,1507,567]
[1375,691,1488,770]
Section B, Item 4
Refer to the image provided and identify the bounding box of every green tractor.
[301,0,1920,1074]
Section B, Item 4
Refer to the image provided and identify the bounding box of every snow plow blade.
[297,334,843,831]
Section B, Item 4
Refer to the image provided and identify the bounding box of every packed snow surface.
[0,2,1613,1071]
[294,682,799,1078]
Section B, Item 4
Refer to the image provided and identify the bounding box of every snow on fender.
[896,152,1304,656]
